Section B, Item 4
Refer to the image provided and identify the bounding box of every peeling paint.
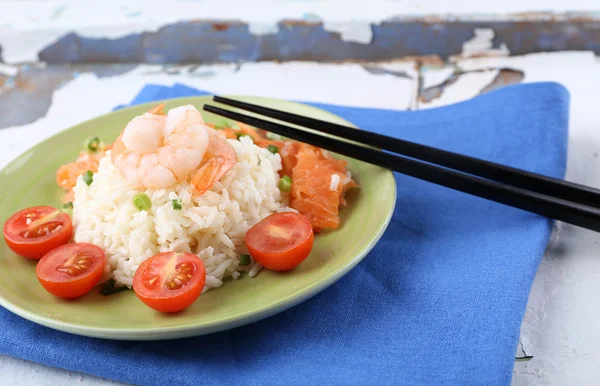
[322,21,374,44]
[515,340,534,361]
[1,1,600,63]
[418,69,500,109]
[360,61,419,110]
[421,65,455,89]
[479,68,524,93]
[246,11,377,41]
[79,64,139,78]
[0,61,415,133]
[420,66,524,104]
[247,22,279,36]
[411,55,446,68]
[461,28,510,58]
[0,64,136,129]
[260,20,373,62]
[0,67,75,129]
[2,15,592,65]
[0,61,417,172]
[419,72,460,103]
[516,340,527,357]
[39,32,145,63]
[361,64,412,79]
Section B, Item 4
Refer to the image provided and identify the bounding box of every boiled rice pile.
[72,136,294,292]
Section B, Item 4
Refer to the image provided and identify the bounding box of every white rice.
[72,136,294,291]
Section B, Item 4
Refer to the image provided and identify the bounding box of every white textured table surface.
[1,54,600,385]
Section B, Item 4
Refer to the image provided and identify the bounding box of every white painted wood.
[419,70,500,109]
[0,0,597,63]
[0,357,121,386]
[423,51,600,386]
[421,65,455,89]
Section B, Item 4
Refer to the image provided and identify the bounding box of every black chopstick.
[213,95,600,209]
[203,103,600,233]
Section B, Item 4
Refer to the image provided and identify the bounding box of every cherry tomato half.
[3,206,73,259]
[36,243,106,299]
[245,212,314,271]
[132,252,206,313]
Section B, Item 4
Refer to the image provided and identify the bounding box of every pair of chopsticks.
[203,97,600,233]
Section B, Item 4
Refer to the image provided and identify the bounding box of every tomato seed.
[144,276,160,290]
[56,254,92,277]
[165,262,195,291]
[20,221,64,239]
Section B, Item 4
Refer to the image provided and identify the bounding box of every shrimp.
[188,128,237,197]
[110,104,211,189]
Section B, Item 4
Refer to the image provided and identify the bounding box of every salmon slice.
[62,189,75,204]
[254,139,300,178]
[220,127,238,139]
[56,148,109,201]
[290,144,356,232]
[56,151,105,190]
[278,141,301,179]
[237,121,268,140]
[252,135,357,231]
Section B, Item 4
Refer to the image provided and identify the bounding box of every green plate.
[0,96,396,340]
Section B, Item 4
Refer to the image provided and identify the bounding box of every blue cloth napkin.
[0,82,569,385]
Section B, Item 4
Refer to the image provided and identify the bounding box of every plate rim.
[0,95,397,340]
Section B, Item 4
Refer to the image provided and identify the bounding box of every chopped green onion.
[213,118,233,130]
[83,170,94,186]
[133,192,152,211]
[84,137,101,152]
[267,144,279,154]
[100,279,129,296]
[266,132,284,141]
[61,202,73,216]
[278,175,292,192]
[240,254,251,265]
[172,198,183,210]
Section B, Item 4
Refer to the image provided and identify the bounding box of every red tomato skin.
[245,213,314,272]
[3,206,73,260]
[36,243,106,299]
[135,281,203,313]
[133,252,206,313]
